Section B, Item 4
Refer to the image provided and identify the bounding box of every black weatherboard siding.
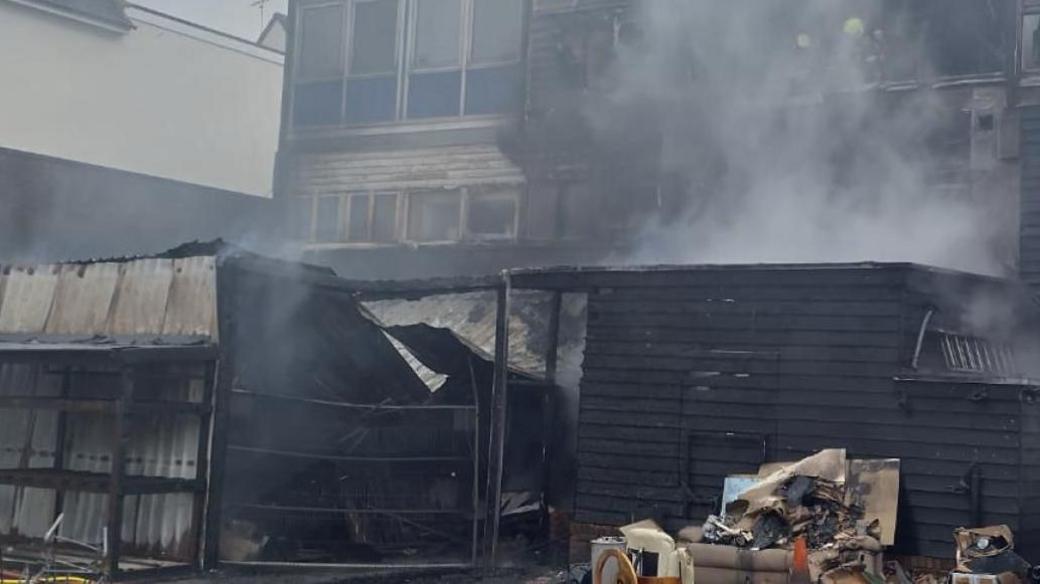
[1022,106,1040,290]
[564,264,1040,561]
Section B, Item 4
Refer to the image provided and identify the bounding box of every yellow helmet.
[843,17,865,38]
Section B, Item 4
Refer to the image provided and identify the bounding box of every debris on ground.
[952,525,1032,584]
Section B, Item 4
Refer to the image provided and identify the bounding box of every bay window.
[293,0,525,128]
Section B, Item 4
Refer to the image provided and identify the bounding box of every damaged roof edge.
[339,262,1024,298]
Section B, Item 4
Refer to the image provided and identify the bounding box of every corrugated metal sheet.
[45,263,121,335]
[0,256,217,341]
[108,259,176,336]
[0,362,203,558]
[364,291,588,391]
[0,364,63,539]
[364,291,547,377]
[163,256,218,337]
[0,265,61,333]
[294,144,525,194]
[0,254,216,559]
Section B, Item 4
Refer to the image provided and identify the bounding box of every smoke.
[588,0,1012,275]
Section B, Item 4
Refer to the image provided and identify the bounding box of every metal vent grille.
[939,333,1017,376]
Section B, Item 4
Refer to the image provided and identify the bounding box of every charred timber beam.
[0,397,209,415]
[232,503,472,515]
[484,275,511,567]
[226,444,470,463]
[230,389,476,411]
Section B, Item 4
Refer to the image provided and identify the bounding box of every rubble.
[701,450,891,557]
[952,525,1031,584]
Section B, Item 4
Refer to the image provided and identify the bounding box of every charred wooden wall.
[1021,106,1040,290]
[569,264,1040,560]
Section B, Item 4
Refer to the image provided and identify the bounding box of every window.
[1025,13,1040,71]
[881,0,1008,80]
[347,192,399,242]
[293,187,519,244]
[314,196,344,242]
[295,4,346,126]
[467,188,518,238]
[408,191,462,242]
[293,0,524,127]
[290,196,315,240]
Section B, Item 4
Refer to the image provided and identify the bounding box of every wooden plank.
[590,299,904,317]
[587,312,902,333]
[584,327,902,348]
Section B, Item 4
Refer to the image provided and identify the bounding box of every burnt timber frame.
[345,271,566,569]
[0,343,219,581]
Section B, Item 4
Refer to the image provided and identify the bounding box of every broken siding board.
[107,259,176,336]
[43,263,121,335]
[0,265,60,334]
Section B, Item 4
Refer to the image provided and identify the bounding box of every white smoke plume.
[589,0,1014,275]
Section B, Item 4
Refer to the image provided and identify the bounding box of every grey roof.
[22,0,132,29]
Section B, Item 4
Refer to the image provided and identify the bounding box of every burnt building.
[0,243,550,579]
[278,0,1040,282]
[498,262,1040,561]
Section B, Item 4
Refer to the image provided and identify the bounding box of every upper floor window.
[293,0,525,128]
[292,186,521,244]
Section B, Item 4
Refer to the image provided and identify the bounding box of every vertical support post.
[52,368,71,523]
[542,291,563,562]
[106,366,135,579]
[191,360,217,570]
[484,274,511,567]
[469,359,481,567]
[204,262,236,570]
[544,292,562,385]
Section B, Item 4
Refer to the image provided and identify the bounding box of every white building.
[0,0,284,260]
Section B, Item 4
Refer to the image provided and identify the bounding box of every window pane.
[464,64,521,115]
[315,196,342,242]
[408,191,461,242]
[414,0,461,69]
[289,197,313,240]
[372,193,398,242]
[346,77,398,124]
[294,80,343,126]
[408,71,462,118]
[1026,14,1040,71]
[299,5,345,79]
[347,193,370,242]
[471,0,523,64]
[351,0,399,75]
[468,192,516,237]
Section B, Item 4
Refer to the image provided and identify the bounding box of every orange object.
[594,548,639,584]
[792,536,811,584]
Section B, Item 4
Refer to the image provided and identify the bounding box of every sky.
[132,0,289,41]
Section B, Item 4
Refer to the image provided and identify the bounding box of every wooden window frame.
[292,0,526,129]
